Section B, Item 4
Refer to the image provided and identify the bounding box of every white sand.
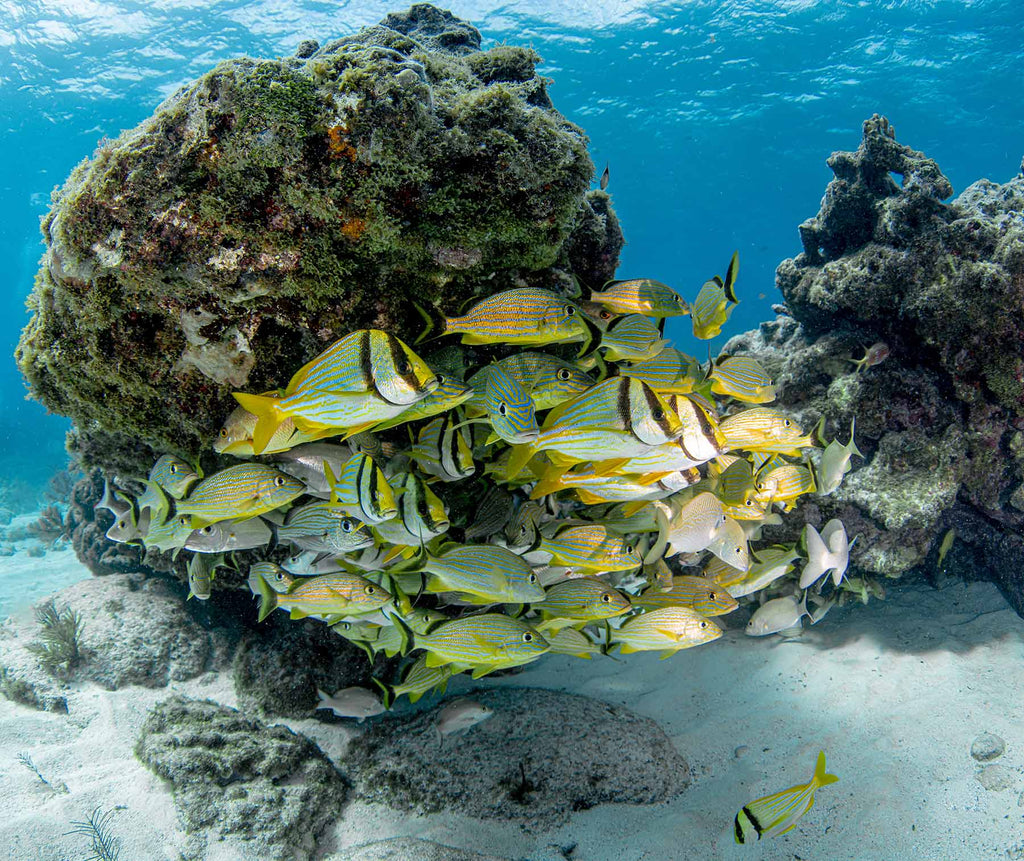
[0,542,91,620]
[1,577,1022,860]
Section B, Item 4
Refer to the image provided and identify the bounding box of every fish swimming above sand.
[435,698,494,738]
[734,751,839,843]
[316,686,386,722]
[799,519,850,588]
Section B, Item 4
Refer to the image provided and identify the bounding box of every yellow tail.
[232,391,285,455]
[813,750,839,787]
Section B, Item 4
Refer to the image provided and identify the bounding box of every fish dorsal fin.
[723,251,740,302]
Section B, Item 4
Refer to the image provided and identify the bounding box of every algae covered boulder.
[730,115,1024,609]
[17,4,618,476]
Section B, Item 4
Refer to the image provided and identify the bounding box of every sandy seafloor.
[1,548,1023,861]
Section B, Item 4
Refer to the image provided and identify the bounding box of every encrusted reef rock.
[233,611,391,718]
[730,115,1024,610]
[136,696,346,861]
[16,4,616,478]
[347,687,689,829]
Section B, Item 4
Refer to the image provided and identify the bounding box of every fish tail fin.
[412,301,447,345]
[723,251,740,303]
[813,750,839,787]
[232,392,285,455]
[391,613,416,656]
[255,573,277,623]
[371,676,394,709]
[848,416,863,459]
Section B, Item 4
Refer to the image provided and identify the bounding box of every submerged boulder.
[347,686,689,829]
[136,696,346,861]
[730,115,1024,610]
[17,4,617,477]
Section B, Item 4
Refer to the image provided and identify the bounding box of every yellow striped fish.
[718,544,799,598]
[537,524,642,572]
[755,463,817,510]
[398,613,550,676]
[141,509,195,553]
[708,457,757,505]
[530,464,699,506]
[369,374,473,432]
[255,570,391,622]
[373,655,453,707]
[719,408,818,455]
[247,562,298,596]
[214,399,328,456]
[534,576,631,623]
[480,364,539,444]
[546,626,603,659]
[734,751,839,843]
[655,492,727,557]
[599,314,669,362]
[589,278,690,317]
[467,352,594,412]
[632,576,738,617]
[431,288,590,347]
[175,464,305,527]
[234,330,438,453]
[416,544,546,604]
[148,455,201,499]
[324,453,397,524]
[408,412,475,482]
[505,377,683,478]
[278,502,373,553]
[607,606,722,658]
[505,500,545,548]
[619,347,703,393]
[708,356,776,404]
[691,252,739,340]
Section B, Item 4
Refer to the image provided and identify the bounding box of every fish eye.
[734,547,742,555]
[117,519,126,529]
[745,499,754,507]
[626,544,634,554]
[528,573,538,583]
[557,368,572,381]
[520,524,527,535]
[600,310,612,319]
[700,620,708,629]
[564,304,577,316]
[342,520,353,532]
[601,593,612,603]
[784,419,792,427]
[498,403,508,416]
[274,476,286,487]
[651,408,665,421]
[275,572,286,582]
[709,592,718,600]
[522,632,534,642]
[400,361,413,374]
[170,464,180,474]
[674,294,683,303]
[201,525,214,535]
[219,428,228,437]
[366,585,377,595]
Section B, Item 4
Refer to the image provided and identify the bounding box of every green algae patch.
[16,5,613,475]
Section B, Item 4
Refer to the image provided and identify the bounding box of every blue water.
[2,0,1022,501]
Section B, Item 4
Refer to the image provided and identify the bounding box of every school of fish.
[100,253,864,719]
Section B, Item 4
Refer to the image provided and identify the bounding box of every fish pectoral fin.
[470,664,499,679]
[575,489,605,505]
[423,652,449,668]
[635,471,673,487]
[619,500,650,518]
[591,458,629,477]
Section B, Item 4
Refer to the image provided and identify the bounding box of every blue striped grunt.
[734,751,839,843]
[323,453,397,523]
[175,463,306,527]
[415,543,546,604]
[397,613,549,676]
[255,570,391,622]
[505,377,684,478]
[277,501,374,554]
[434,288,591,347]
[531,463,700,505]
[708,457,757,505]
[632,575,738,617]
[589,278,690,317]
[755,463,817,510]
[599,314,670,362]
[719,408,818,455]
[143,508,196,553]
[691,252,739,340]
[467,352,594,412]
[537,523,642,572]
[607,606,722,657]
[619,347,703,394]
[504,499,546,548]
[373,472,450,547]
[709,355,777,404]
[247,561,298,596]
[480,364,539,444]
[533,576,631,623]
[408,412,475,482]
[148,454,201,499]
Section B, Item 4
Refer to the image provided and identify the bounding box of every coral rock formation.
[16,4,614,478]
[730,115,1024,611]
[136,696,346,861]
[348,686,689,828]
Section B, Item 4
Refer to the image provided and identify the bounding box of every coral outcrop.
[348,687,689,828]
[16,4,614,478]
[136,696,346,861]
[729,115,1024,611]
